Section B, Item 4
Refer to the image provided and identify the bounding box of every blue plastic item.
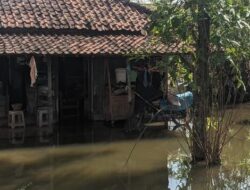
[160,91,193,111]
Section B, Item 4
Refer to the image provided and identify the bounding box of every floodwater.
[0,104,250,190]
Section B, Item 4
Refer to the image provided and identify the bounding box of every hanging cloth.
[29,56,38,87]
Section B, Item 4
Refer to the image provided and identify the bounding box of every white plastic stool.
[8,111,25,144]
[37,107,50,127]
[39,127,52,143]
[10,128,25,144]
[8,111,25,129]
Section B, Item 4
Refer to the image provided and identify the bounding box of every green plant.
[149,0,250,165]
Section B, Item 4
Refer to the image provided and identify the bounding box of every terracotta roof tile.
[0,34,182,55]
[0,0,149,32]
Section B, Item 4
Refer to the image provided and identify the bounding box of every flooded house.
[0,0,181,143]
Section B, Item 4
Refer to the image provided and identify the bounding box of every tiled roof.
[0,34,181,55]
[0,0,149,33]
[0,1,182,55]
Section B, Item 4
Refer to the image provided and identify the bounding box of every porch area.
[0,55,140,144]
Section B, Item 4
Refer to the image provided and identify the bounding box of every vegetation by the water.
[149,0,250,165]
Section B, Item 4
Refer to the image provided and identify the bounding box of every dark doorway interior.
[59,57,87,122]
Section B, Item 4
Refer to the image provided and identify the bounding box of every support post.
[47,57,53,127]
[192,1,210,162]
[126,59,132,103]
[165,58,169,129]
[90,57,94,119]
[105,59,113,123]
[7,56,11,113]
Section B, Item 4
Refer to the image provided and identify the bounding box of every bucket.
[115,68,126,83]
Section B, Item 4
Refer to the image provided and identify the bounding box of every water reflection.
[168,154,190,189]
[0,132,249,190]
[0,104,249,190]
[167,112,250,190]
[168,153,250,190]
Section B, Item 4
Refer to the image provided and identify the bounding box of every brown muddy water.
[0,104,250,190]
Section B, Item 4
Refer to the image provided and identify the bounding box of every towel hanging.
[29,56,38,87]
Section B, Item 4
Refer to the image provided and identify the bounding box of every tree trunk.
[192,2,210,162]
